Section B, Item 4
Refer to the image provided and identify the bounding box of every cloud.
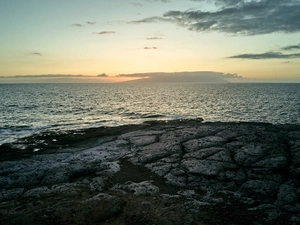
[0,74,113,84]
[0,74,111,79]
[71,23,84,27]
[282,43,300,51]
[191,0,242,6]
[71,22,96,27]
[131,2,143,7]
[117,71,242,83]
[144,0,170,2]
[97,73,108,77]
[133,0,300,35]
[11,74,86,78]
[146,37,162,40]
[228,51,300,59]
[130,16,171,24]
[29,52,42,56]
[93,31,116,35]
[144,47,158,49]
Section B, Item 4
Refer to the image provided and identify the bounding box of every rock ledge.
[1,121,300,224]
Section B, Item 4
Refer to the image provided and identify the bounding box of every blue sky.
[0,0,300,82]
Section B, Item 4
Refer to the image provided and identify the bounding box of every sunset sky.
[1,0,300,82]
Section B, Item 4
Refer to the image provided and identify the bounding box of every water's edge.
[1,118,299,161]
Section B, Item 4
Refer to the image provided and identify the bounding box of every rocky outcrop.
[0,120,300,224]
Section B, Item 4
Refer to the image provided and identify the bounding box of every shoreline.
[1,120,300,224]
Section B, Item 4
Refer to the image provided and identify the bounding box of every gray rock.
[276,183,298,206]
[182,159,226,176]
[129,135,157,146]
[282,204,300,213]
[112,181,159,196]
[0,188,24,202]
[23,186,51,198]
[183,136,225,153]
[41,165,71,185]
[136,142,181,164]
[246,168,285,182]
[80,193,123,221]
[183,147,224,160]
[240,180,280,199]
[1,121,300,224]
[290,140,300,167]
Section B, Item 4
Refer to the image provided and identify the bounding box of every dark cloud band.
[282,44,300,51]
[228,52,300,59]
[117,71,242,82]
[133,0,300,36]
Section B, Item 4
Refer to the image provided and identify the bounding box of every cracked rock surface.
[1,120,300,225]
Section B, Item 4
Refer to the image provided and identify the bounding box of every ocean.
[1,82,299,145]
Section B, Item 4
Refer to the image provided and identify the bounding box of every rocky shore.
[1,119,300,225]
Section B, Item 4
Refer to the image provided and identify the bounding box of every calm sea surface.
[0,83,299,145]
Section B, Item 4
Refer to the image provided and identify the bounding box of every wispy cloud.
[71,22,96,27]
[144,0,170,2]
[71,23,84,27]
[144,47,158,49]
[93,31,116,35]
[146,37,162,40]
[282,43,300,51]
[29,52,42,56]
[130,16,170,24]
[131,2,143,7]
[133,0,300,35]
[87,21,96,25]
[228,52,300,60]
[191,0,242,7]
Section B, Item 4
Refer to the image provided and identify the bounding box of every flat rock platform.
[1,119,300,225]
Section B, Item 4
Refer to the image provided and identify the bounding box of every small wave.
[22,105,38,110]
[123,112,166,119]
[141,114,166,119]
[6,104,18,107]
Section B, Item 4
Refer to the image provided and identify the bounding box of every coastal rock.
[112,181,160,196]
[1,121,300,225]
[79,193,124,222]
[276,183,298,206]
[0,188,24,202]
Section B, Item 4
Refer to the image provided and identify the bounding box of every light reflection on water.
[0,83,299,144]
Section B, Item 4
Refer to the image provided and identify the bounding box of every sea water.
[1,83,299,145]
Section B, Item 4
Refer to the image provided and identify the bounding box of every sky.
[0,0,300,83]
